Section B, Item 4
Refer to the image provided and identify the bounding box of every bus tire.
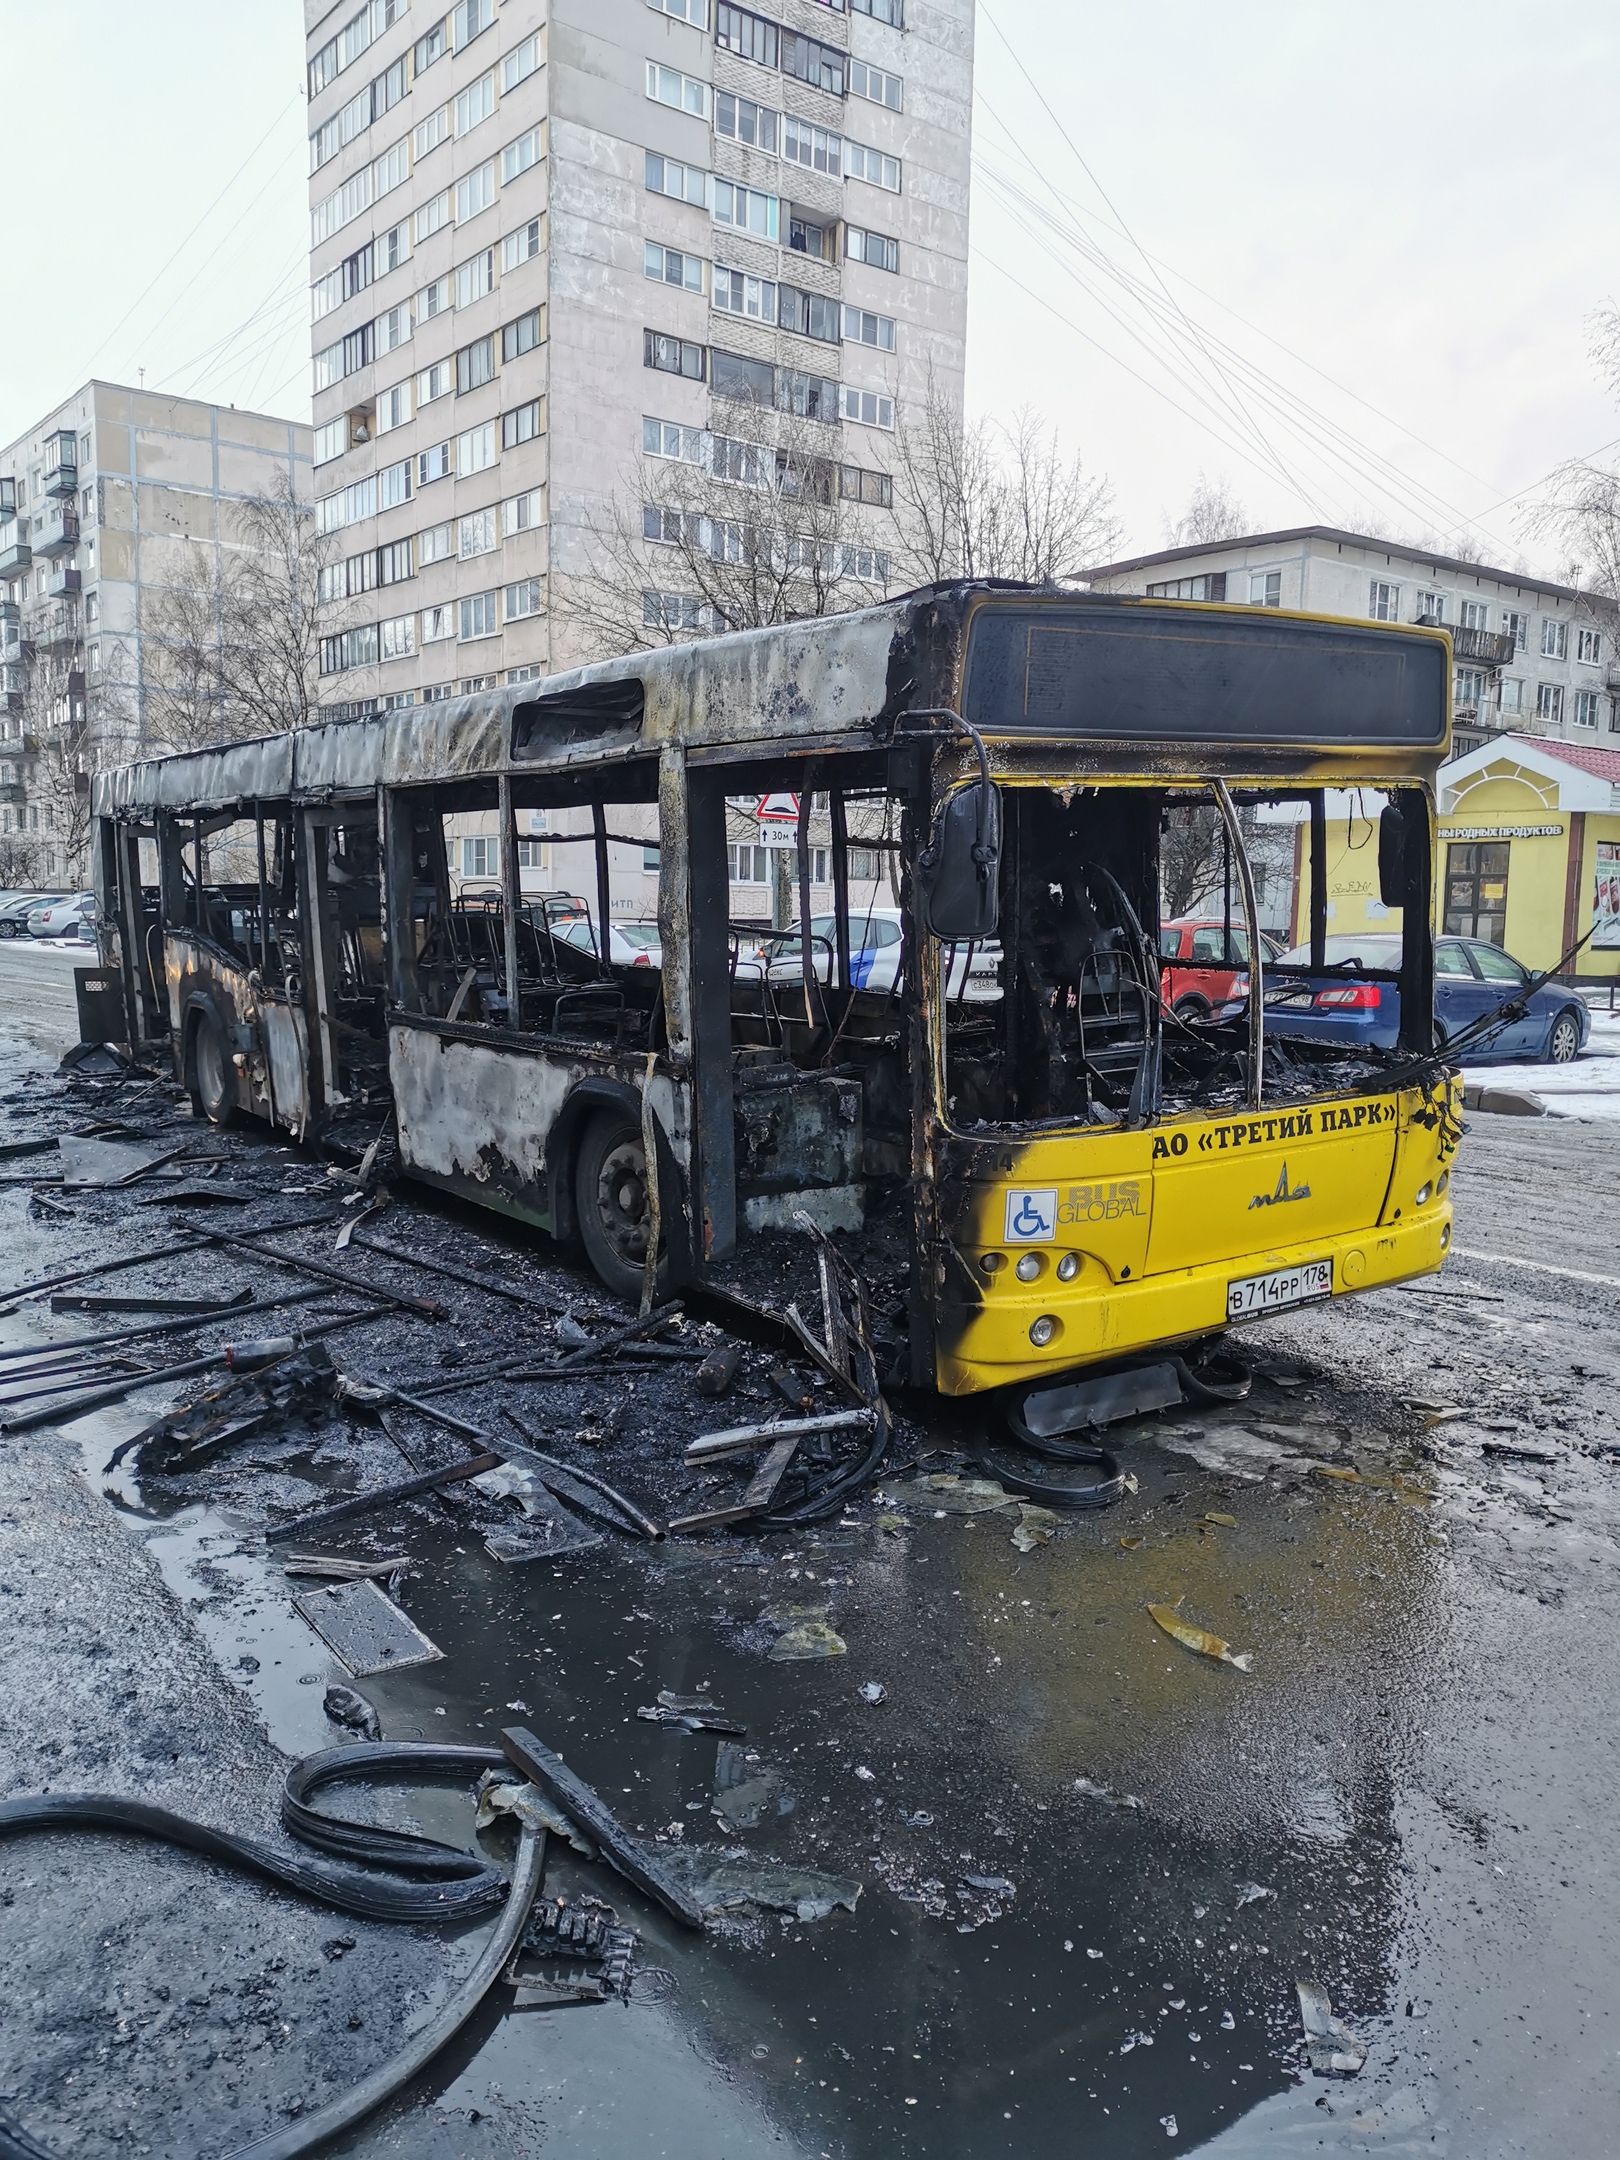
[192,1012,240,1128]
[575,1110,662,1301]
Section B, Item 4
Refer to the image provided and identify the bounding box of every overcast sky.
[5,1,1616,574]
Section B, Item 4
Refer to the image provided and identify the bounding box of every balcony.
[1442,626,1520,665]
[31,503,79,558]
[0,539,29,581]
[43,431,78,497]
[0,478,14,519]
[45,563,81,603]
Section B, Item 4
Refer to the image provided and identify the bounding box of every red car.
[1158,918,1282,1019]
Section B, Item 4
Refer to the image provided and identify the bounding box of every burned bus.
[89,582,1460,1397]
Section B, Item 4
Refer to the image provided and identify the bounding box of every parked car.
[764,909,1003,1001]
[1252,932,1590,1065]
[28,892,96,940]
[1159,917,1284,1018]
[553,915,662,967]
[0,893,63,938]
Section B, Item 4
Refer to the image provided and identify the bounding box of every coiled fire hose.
[0,1742,544,2160]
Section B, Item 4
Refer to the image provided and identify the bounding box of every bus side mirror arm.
[888,707,1001,941]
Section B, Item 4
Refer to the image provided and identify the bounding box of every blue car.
[1250,932,1589,1065]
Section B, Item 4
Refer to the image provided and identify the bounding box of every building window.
[376,382,412,434]
[1577,626,1604,664]
[459,508,497,558]
[419,441,453,486]
[784,118,843,176]
[842,304,896,351]
[782,29,845,93]
[775,286,837,342]
[846,225,899,273]
[461,836,499,880]
[1460,599,1488,633]
[455,71,495,135]
[643,505,688,546]
[419,521,453,564]
[378,457,412,509]
[844,141,902,193]
[452,0,494,49]
[646,242,706,293]
[848,847,885,881]
[715,266,778,323]
[646,61,711,116]
[850,59,903,110]
[455,249,494,308]
[1574,688,1601,729]
[713,180,778,240]
[1147,573,1227,601]
[502,399,544,448]
[712,349,774,406]
[840,385,894,429]
[645,151,710,206]
[838,463,893,508]
[502,32,543,91]
[1368,579,1399,622]
[418,273,452,322]
[643,590,718,634]
[649,0,707,20]
[456,161,496,223]
[416,191,451,243]
[839,545,889,584]
[501,127,544,184]
[728,843,770,884]
[1251,571,1282,608]
[313,418,346,466]
[516,833,548,867]
[1454,668,1484,711]
[715,3,778,66]
[644,330,707,380]
[774,367,840,421]
[379,537,414,584]
[1541,617,1568,661]
[379,612,416,660]
[503,216,545,270]
[418,358,453,405]
[320,623,381,675]
[422,603,456,642]
[850,0,903,21]
[414,103,451,159]
[503,487,544,533]
[1443,840,1509,947]
[456,336,496,393]
[1417,589,1445,624]
[458,422,497,474]
[376,303,411,355]
[715,92,777,153]
[459,591,498,641]
[1536,683,1564,724]
[504,577,543,621]
[1501,609,1528,653]
[1500,678,1523,715]
[502,308,546,360]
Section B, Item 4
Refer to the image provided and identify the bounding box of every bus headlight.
[1015,1253,1042,1282]
[1415,1183,1432,1206]
[1029,1315,1058,1346]
[1056,1253,1081,1282]
[979,1252,1005,1276]
[1437,1170,1449,1195]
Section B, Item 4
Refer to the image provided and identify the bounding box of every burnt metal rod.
[551,1300,683,1370]
[264,1452,503,1543]
[501,1407,663,1540]
[214,1234,449,1321]
[1212,779,1264,1110]
[0,1284,329,1369]
[347,1229,571,1317]
[0,1204,350,1315]
[3,1303,397,1436]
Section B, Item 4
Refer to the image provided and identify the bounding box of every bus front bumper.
[934,1204,1452,1397]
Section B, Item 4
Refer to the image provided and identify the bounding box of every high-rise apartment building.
[0,384,310,878]
[302,0,974,714]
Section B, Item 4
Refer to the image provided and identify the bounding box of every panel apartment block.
[303,0,973,713]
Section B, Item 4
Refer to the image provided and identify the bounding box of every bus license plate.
[1226,1259,1333,1319]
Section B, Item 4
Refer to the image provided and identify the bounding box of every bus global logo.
[1248,1161,1312,1210]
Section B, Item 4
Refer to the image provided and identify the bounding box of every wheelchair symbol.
[1004,1188,1057,1243]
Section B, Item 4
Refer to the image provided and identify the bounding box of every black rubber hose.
[970,1434,1127,1511]
[219,1820,546,2160]
[1168,1351,1252,1405]
[281,1741,508,1898]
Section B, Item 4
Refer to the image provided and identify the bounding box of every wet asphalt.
[0,953,1617,2159]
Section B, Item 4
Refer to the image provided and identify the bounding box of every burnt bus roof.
[91,583,1451,819]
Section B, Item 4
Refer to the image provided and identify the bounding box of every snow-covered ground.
[1462,1001,1620,1120]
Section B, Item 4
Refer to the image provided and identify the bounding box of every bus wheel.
[575,1111,659,1300]
[192,1013,240,1128]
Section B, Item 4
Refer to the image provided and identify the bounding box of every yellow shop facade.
[1303,733,1620,984]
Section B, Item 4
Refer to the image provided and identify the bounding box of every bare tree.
[140,472,345,750]
[18,639,105,884]
[1160,801,1228,919]
[1519,308,1620,630]
[890,376,1121,586]
[556,401,893,656]
[1169,472,1247,547]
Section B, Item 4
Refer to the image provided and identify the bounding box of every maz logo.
[1249,1162,1312,1210]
